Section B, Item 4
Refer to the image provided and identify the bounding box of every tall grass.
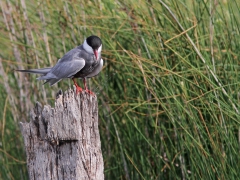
[0,0,240,179]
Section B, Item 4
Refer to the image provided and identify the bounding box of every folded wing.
[38,56,85,86]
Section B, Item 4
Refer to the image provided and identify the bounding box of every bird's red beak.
[94,50,98,60]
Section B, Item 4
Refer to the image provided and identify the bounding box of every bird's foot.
[85,88,95,95]
[75,86,83,94]
[73,79,83,94]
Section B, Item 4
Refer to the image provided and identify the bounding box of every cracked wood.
[20,88,104,180]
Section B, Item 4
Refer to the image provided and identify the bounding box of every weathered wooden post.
[20,88,104,180]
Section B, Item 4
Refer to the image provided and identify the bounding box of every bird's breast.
[74,56,101,78]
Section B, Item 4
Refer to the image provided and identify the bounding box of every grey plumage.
[16,35,103,93]
[16,67,52,75]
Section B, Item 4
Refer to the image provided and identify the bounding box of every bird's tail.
[16,67,52,75]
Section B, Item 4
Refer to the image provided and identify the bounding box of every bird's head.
[83,35,102,60]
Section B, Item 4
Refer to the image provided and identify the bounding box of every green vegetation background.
[0,0,240,179]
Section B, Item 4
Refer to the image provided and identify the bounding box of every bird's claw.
[75,86,94,96]
[85,89,95,95]
[76,86,83,94]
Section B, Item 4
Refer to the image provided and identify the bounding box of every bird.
[16,35,103,95]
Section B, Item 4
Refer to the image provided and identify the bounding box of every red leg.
[83,78,94,95]
[72,78,83,94]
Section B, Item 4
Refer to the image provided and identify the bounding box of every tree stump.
[20,88,104,180]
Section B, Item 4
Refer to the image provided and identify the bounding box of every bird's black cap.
[86,35,102,50]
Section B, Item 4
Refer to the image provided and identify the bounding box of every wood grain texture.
[20,88,104,180]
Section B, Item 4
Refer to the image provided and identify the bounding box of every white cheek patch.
[98,44,102,53]
[98,44,102,59]
[83,39,94,54]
